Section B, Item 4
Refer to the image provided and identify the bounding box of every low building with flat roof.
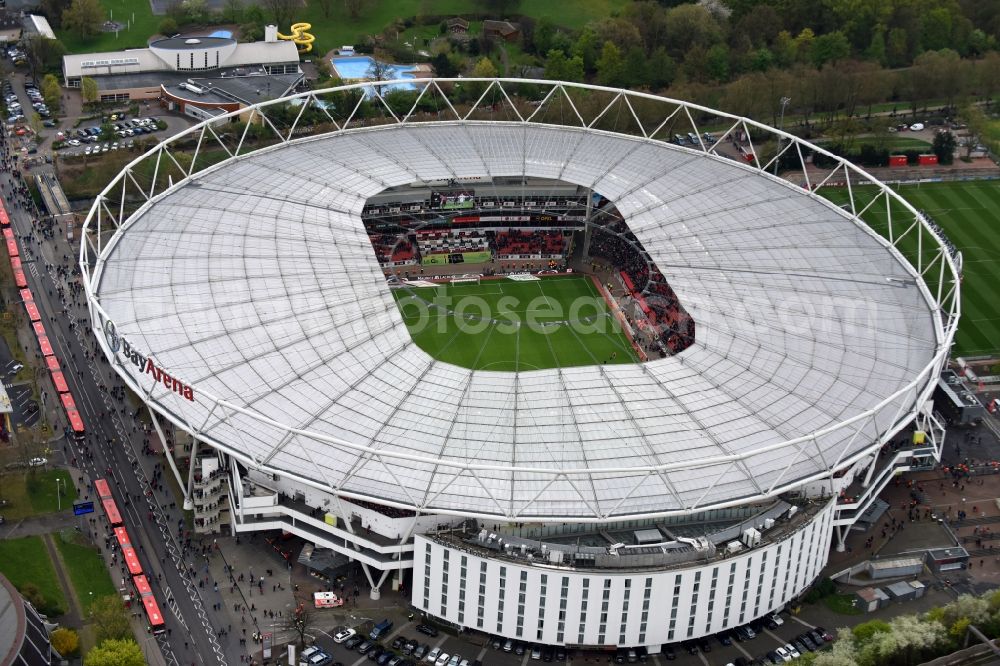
[62,25,300,103]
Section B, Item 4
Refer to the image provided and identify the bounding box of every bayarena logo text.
[104,319,195,401]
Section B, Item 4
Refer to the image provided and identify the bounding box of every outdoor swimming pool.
[331,56,420,92]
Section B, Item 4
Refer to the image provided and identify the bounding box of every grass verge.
[55,531,118,614]
[0,536,67,616]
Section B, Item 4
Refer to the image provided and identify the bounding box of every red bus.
[25,301,40,321]
[67,409,86,442]
[6,238,18,256]
[114,526,131,548]
[13,269,27,289]
[121,545,142,575]
[101,498,123,526]
[32,321,46,337]
[94,478,112,500]
[46,356,60,372]
[11,256,21,271]
[51,371,70,394]
[60,393,76,412]
[133,575,166,635]
[0,204,9,226]
[2,227,13,241]
[37,336,54,357]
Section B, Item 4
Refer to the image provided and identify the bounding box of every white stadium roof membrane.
[85,80,955,522]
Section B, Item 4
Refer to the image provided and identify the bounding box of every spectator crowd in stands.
[587,218,695,355]
[490,229,566,257]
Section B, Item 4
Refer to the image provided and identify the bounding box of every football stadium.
[82,80,959,649]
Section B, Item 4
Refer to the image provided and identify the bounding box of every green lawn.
[58,0,161,53]
[55,533,118,613]
[0,469,77,520]
[821,181,1000,357]
[823,593,863,615]
[0,536,67,616]
[883,137,933,152]
[394,274,639,370]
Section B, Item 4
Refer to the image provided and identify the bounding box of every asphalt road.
[2,140,230,665]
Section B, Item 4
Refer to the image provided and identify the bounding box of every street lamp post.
[774,96,791,176]
[56,477,63,511]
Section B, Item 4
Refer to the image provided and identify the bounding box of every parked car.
[416,624,438,637]
[424,648,440,664]
[502,640,513,653]
[413,644,428,659]
[531,648,542,661]
[661,645,675,660]
[333,626,356,642]
[910,122,925,131]
[784,644,800,659]
[434,653,449,666]
[344,636,363,650]
[774,647,791,662]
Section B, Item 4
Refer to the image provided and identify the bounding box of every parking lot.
[56,116,166,157]
[297,611,835,666]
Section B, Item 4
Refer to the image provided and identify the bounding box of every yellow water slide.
[277,22,315,53]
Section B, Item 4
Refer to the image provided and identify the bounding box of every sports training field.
[393,274,640,370]
[822,181,1000,357]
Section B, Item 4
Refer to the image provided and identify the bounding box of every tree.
[62,0,104,40]
[222,0,243,23]
[887,614,945,664]
[471,57,497,79]
[50,628,80,656]
[261,0,296,28]
[42,74,62,114]
[24,35,67,74]
[812,31,851,68]
[852,619,891,642]
[911,49,967,110]
[366,57,395,96]
[646,47,676,89]
[751,48,774,72]
[88,595,131,643]
[886,27,910,67]
[81,76,99,105]
[345,0,365,20]
[595,41,625,87]
[40,0,72,28]
[312,0,333,19]
[572,25,600,74]
[705,43,731,81]
[84,639,144,666]
[159,17,178,36]
[431,53,457,78]
[543,49,583,83]
[29,112,43,136]
[286,606,315,648]
[623,0,668,53]
[663,3,722,55]
[865,24,887,64]
[466,57,497,100]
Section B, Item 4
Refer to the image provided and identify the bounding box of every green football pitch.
[822,181,1000,357]
[392,274,640,370]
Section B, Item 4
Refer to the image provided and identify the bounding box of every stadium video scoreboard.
[431,190,475,210]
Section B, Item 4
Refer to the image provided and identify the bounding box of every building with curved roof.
[82,80,958,648]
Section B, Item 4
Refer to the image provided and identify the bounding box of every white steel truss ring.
[80,79,959,523]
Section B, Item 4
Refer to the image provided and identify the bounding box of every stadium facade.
[82,80,959,650]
